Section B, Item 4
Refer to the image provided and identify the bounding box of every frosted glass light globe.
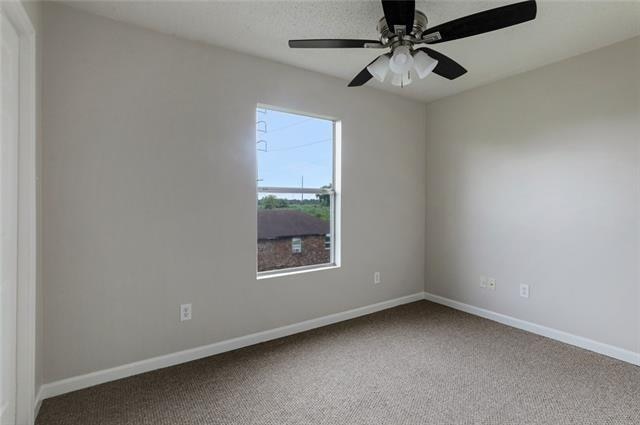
[389,46,414,74]
[413,50,439,79]
[390,71,413,87]
[366,55,390,82]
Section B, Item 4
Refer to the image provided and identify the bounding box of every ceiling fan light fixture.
[388,46,414,74]
[413,50,439,79]
[289,0,537,87]
[366,54,391,82]
[391,70,412,87]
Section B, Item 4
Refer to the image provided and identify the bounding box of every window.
[256,106,339,275]
[291,238,302,253]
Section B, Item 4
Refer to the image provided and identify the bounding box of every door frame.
[1,1,37,424]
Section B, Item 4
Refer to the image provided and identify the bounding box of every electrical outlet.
[374,272,381,285]
[487,278,496,290]
[480,276,487,288]
[180,303,192,321]
[520,284,529,298]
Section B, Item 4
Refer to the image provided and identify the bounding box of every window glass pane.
[257,192,332,272]
[257,106,335,274]
[256,108,333,189]
[291,238,302,253]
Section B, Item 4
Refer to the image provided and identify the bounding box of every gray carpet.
[36,301,640,425]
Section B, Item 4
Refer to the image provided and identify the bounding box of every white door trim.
[1,1,37,424]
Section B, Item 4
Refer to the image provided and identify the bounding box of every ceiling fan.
[289,0,537,87]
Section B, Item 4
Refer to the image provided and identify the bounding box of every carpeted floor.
[36,301,640,425]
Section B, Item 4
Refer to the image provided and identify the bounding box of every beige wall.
[425,37,640,354]
[41,1,639,387]
[41,3,426,383]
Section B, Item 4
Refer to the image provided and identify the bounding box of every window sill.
[257,264,339,280]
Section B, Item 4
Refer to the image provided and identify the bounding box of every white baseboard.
[34,387,43,420]
[423,292,640,367]
[36,292,425,405]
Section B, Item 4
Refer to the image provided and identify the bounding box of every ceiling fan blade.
[348,68,373,87]
[381,0,415,34]
[289,39,382,48]
[348,53,390,87]
[422,0,537,44]
[415,48,467,80]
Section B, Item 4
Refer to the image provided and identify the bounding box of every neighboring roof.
[258,209,329,240]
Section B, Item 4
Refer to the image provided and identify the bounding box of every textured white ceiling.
[63,0,640,103]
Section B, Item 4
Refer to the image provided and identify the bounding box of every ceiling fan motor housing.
[377,10,428,45]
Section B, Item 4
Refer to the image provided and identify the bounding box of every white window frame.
[256,104,341,279]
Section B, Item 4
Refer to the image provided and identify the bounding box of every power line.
[267,117,313,133]
[266,138,332,152]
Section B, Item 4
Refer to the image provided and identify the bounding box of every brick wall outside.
[258,235,330,272]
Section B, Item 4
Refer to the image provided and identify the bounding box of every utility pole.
[301,176,304,202]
